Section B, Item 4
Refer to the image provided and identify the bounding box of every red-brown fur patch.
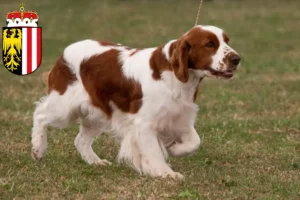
[47,56,77,95]
[80,49,143,118]
[150,46,172,80]
[169,42,177,57]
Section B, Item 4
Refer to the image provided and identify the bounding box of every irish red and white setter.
[31,25,240,179]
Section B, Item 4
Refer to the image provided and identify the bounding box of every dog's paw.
[31,148,46,161]
[92,159,112,166]
[146,167,184,180]
[84,155,112,166]
[161,171,184,180]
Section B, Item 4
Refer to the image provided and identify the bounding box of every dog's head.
[170,25,241,82]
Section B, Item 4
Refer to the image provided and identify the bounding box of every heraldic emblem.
[2,3,42,75]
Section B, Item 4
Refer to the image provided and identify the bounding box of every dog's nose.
[230,55,241,66]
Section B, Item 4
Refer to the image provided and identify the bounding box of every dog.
[31,25,240,179]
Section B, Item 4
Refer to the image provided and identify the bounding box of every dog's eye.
[206,41,215,48]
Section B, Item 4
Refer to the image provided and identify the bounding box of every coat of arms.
[2,3,42,75]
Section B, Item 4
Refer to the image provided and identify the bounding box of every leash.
[194,0,204,26]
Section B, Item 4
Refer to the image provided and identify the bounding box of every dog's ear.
[170,39,190,83]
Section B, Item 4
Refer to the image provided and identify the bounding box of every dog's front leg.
[167,127,200,157]
[137,123,183,179]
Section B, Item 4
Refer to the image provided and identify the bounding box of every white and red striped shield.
[2,27,42,75]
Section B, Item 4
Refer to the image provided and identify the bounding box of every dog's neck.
[150,40,205,101]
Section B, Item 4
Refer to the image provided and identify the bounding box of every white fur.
[31,25,236,179]
[162,40,176,60]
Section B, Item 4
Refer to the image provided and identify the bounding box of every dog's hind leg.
[31,100,48,160]
[31,96,53,160]
[74,117,111,166]
[31,92,77,160]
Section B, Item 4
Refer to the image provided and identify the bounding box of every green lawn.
[0,0,300,199]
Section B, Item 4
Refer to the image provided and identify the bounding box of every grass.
[0,0,300,199]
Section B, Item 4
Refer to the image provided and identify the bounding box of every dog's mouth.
[204,67,234,79]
